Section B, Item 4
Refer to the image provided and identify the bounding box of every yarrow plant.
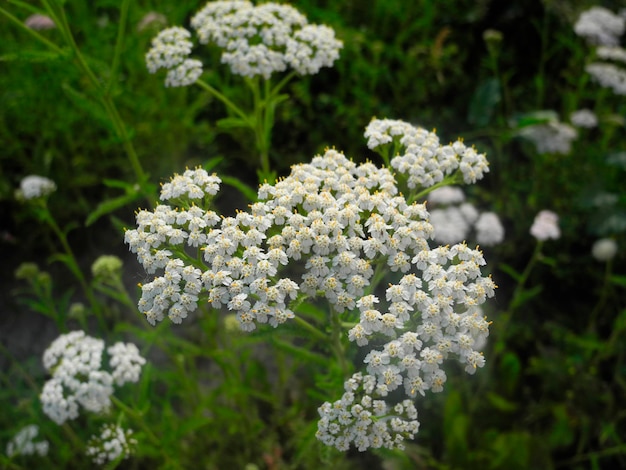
[125,118,496,451]
[5,425,49,458]
[40,331,146,425]
[145,1,343,178]
[85,423,137,465]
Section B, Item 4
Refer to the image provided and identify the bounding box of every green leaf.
[220,175,258,202]
[512,110,559,129]
[498,263,522,282]
[61,82,112,131]
[0,50,65,62]
[510,284,543,310]
[216,117,252,130]
[271,338,328,366]
[487,392,518,412]
[85,191,141,226]
[609,275,626,288]
[468,78,501,127]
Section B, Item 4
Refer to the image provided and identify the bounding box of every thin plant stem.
[195,78,251,123]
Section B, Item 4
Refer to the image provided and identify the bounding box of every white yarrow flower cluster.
[427,187,504,246]
[86,424,137,465]
[365,118,490,187]
[570,108,598,128]
[146,26,203,87]
[108,342,147,386]
[40,331,146,425]
[574,6,625,46]
[519,121,578,155]
[6,425,49,458]
[18,175,57,200]
[591,238,618,262]
[189,1,343,79]
[530,210,560,241]
[126,124,496,451]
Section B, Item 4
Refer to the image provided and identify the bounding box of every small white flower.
[474,212,505,246]
[18,175,56,199]
[570,109,598,128]
[530,210,560,241]
[574,6,625,46]
[86,424,136,465]
[6,425,49,457]
[591,238,618,261]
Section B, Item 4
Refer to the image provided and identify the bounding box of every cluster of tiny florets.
[570,108,598,128]
[519,121,578,155]
[574,6,625,46]
[189,1,342,79]
[17,175,57,200]
[364,118,490,187]
[146,26,203,87]
[427,187,505,246]
[125,122,496,450]
[40,331,146,425]
[86,424,137,465]
[530,210,561,241]
[316,372,420,451]
[5,425,49,458]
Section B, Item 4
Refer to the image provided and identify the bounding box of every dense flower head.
[146,26,203,87]
[530,210,560,241]
[25,14,55,30]
[86,424,136,465]
[574,6,625,46]
[364,118,490,187]
[591,238,618,261]
[189,1,343,79]
[570,108,598,128]
[91,255,124,281]
[40,331,146,425]
[585,62,626,95]
[125,123,495,450]
[426,187,504,246]
[519,121,578,155]
[18,175,56,200]
[6,425,49,458]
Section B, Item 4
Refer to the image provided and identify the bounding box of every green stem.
[195,78,251,123]
[293,315,327,342]
[106,0,130,95]
[0,6,64,54]
[330,308,349,376]
[587,258,613,333]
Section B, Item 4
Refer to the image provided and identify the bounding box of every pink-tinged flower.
[137,11,167,32]
[530,210,560,241]
[25,14,55,30]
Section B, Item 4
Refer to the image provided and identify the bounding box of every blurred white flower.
[519,121,578,155]
[18,175,56,200]
[475,212,505,246]
[25,14,55,30]
[530,210,560,241]
[137,11,167,32]
[427,186,465,205]
[574,6,625,46]
[6,425,49,457]
[585,62,626,95]
[591,238,618,261]
[570,109,598,128]
[86,424,136,465]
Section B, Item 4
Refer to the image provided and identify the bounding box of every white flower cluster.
[364,118,490,187]
[146,26,203,87]
[591,238,618,262]
[574,6,625,46]
[6,424,49,458]
[518,121,578,155]
[189,1,343,79]
[126,126,496,450]
[426,187,504,246]
[86,424,136,465]
[570,108,598,128]
[316,373,419,451]
[530,210,560,241]
[18,175,57,200]
[40,331,146,425]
